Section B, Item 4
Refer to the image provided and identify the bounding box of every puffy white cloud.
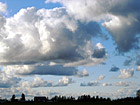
[32,77,53,87]
[30,77,74,88]
[118,69,134,79]
[47,0,140,53]
[102,83,112,87]
[0,2,7,13]
[98,75,105,80]
[80,81,99,86]
[55,77,74,87]
[115,81,133,87]
[137,66,140,71]
[114,87,137,98]
[0,70,21,88]
[0,6,107,67]
[77,69,89,77]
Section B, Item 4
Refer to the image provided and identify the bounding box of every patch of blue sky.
[0,0,62,17]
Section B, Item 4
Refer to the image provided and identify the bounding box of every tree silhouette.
[11,94,16,102]
[20,93,25,101]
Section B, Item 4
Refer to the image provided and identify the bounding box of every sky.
[0,0,140,100]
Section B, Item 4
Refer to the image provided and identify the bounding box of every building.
[34,96,47,102]
[136,89,140,98]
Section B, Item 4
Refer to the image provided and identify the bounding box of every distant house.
[34,96,47,102]
[137,89,140,98]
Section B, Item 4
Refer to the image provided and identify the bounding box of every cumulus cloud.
[110,66,119,72]
[29,77,74,88]
[98,75,105,80]
[92,43,106,58]
[47,0,140,53]
[115,81,133,87]
[80,81,99,87]
[102,83,112,87]
[55,77,74,87]
[2,64,89,77]
[118,69,134,79]
[0,6,107,67]
[32,77,53,87]
[0,70,21,88]
[0,2,7,13]
[137,66,140,71]
[77,69,89,77]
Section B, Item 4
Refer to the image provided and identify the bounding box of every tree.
[20,93,25,101]
[11,94,16,102]
[136,90,140,98]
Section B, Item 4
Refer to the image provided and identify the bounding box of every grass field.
[0,102,140,105]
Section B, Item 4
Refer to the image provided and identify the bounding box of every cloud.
[92,43,106,58]
[110,66,119,72]
[98,75,105,80]
[0,6,107,67]
[47,0,140,53]
[29,77,74,88]
[80,81,99,87]
[123,57,133,66]
[31,77,53,88]
[115,81,133,87]
[114,87,137,98]
[77,69,89,77]
[137,66,140,71]
[102,83,112,87]
[0,70,21,88]
[118,69,134,79]
[55,77,74,87]
[2,64,89,77]
[0,2,7,13]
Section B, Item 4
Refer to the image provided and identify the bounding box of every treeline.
[0,94,140,103]
[50,95,140,102]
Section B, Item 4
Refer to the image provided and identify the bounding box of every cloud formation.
[28,76,74,88]
[47,0,140,53]
[80,81,99,87]
[32,77,53,87]
[0,6,107,67]
[115,81,132,87]
[118,69,134,79]
[0,70,21,88]
[137,66,140,71]
[2,64,89,77]
[98,75,105,80]
[102,83,112,87]
[0,2,6,13]
[55,77,74,87]
[110,66,120,72]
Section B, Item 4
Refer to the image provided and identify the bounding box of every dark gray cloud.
[110,66,119,72]
[92,48,106,58]
[25,65,78,76]
[3,64,89,77]
[124,58,133,66]
[47,0,140,53]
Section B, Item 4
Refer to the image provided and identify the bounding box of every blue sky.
[0,0,140,99]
